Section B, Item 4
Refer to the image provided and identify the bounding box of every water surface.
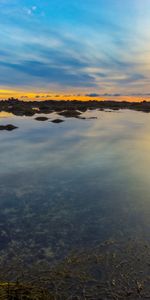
[0,109,150,265]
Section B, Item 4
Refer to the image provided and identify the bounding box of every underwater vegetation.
[0,239,150,299]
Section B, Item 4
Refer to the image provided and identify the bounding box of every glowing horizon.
[0,88,150,103]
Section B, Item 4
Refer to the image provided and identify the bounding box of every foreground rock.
[0,124,18,131]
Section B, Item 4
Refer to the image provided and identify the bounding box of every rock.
[78,117,86,119]
[1,98,150,115]
[88,117,97,119]
[51,119,64,123]
[35,116,49,121]
[78,116,97,120]
[58,110,81,118]
[12,108,35,116]
[24,110,35,116]
[0,124,18,131]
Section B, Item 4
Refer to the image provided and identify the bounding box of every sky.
[0,0,150,100]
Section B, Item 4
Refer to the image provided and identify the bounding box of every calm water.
[0,109,150,265]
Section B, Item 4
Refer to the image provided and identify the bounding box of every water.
[0,109,150,265]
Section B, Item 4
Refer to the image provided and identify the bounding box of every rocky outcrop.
[51,119,64,123]
[0,124,18,131]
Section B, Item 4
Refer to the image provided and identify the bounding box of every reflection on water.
[0,111,14,118]
[0,109,150,265]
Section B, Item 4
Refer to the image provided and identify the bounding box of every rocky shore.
[0,98,150,118]
[1,98,150,130]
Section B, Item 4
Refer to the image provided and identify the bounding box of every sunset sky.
[0,0,150,100]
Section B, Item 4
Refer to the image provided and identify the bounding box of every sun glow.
[0,89,149,103]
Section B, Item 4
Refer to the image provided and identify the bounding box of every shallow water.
[0,109,150,265]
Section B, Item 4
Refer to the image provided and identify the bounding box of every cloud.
[86,93,100,97]
[25,6,37,16]
[113,73,146,85]
[32,6,37,11]
[0,0,150,93]
[20,95,29,98]
[85,93,122,97]
[0,59,96,88]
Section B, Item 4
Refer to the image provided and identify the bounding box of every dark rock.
[87,117,97,119]
[35,116,49,121]
[78,117,86,119]
[78,116,97,120]
[51,119,64,123]
[39,109,53,114]
[24,110,35,116]
[0,124,18,131]
[12,110,25,116]
[12,108,35,116]
[1,98,150,116]
[58,110,81,118]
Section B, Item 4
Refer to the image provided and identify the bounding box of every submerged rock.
[51,119,64,123]
[0,124,18,131]
[35,116,49,121]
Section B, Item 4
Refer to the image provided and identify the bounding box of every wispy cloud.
[24,6,37,16]
[0,0,150,94]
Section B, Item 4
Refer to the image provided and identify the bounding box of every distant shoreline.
[0,98,150,116]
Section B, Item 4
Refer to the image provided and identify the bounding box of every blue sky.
[0,0,150,96]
